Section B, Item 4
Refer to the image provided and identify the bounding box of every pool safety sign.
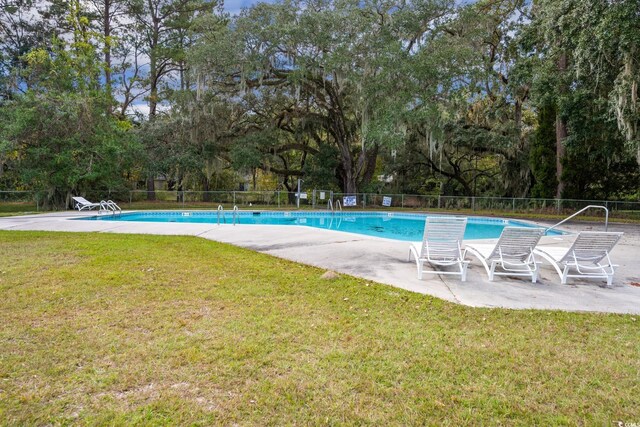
[343,195,357,207]
[382,196,392,207]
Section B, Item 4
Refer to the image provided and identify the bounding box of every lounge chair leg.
[606,275,613,288]
[489,261,496,281]
[561,267,569,285]
[461,262,468,282]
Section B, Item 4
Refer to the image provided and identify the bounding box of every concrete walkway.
[1,211,639,314]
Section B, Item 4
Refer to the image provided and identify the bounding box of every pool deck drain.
[2,211,640,314]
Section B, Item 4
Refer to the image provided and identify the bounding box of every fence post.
[129,191,132,208]
[438,195,441,209]
[472,196,475,211]
[363,193,366,208]
[233,191,236,206]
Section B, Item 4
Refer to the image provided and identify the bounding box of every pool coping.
[1,210,639,314]
[73,209,563,240]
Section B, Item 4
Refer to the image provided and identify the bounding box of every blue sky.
[224,0,476,15]
[224,0,270,15]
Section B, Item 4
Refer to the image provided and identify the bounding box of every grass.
[1,231,639,425]
[0,202,39,217]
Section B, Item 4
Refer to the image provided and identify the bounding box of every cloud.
[224,0,276,15]
[127,102,171,118]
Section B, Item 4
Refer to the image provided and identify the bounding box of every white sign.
[343,196,357,207]
[319,191,326,200]
[382,196,392,207]
[298,192,308,199]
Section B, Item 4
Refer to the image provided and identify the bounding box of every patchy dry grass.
[0,231,638,425]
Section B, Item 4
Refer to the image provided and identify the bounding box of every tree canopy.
[1,0,638,206]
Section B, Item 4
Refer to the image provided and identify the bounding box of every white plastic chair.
[464,227,545,283]
[72,196,101,211]
[533,231,623,287]
[409,216,469,281]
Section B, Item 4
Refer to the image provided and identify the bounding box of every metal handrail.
[217,205,224,225]
[327,199,334,212]
[99,200,121,214]
[335,199,342,212]
[233,205,239,225]
[546,205,609,232]
[108,200,121,213]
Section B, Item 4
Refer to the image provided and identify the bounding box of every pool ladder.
[327,199,342,213]
[99,200,121,215]
[217,205,240,225]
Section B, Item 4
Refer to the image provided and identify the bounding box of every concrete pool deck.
[1,211,640,314]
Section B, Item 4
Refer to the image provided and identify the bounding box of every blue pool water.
[80,211,559,241]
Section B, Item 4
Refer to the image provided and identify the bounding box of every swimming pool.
[80,211,558,241]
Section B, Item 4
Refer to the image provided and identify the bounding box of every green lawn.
[1,231,638,425]
[0,202,39,216]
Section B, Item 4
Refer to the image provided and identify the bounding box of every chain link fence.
[2,190,639,218]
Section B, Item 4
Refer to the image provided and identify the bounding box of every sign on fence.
[343,196,357,207]
[382,196,392,207]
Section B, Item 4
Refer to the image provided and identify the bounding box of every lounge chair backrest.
[561,231,623,264]
[488,227,545,261]
[72,196,91,205]
[422,216,467,241]
[418,216,467,256]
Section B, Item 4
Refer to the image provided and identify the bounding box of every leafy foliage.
[0,6,140,208]
[0,0,639,200]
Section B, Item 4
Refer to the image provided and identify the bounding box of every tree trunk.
[148,11,160,118]
[555,114,567,198]
[515,98,523,137]
[336,134,358,193]
[146,176,156,201]
[149,51,158,118]
[357,143,379,191]
[340,159,357,194]
[555,51,568,199]
[103,0,112,111]
[202,175,211,202]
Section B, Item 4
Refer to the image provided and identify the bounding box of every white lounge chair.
[533,231,623,287]
[72,196,101,211]
[409,216,469,281]
[464,227,545,283]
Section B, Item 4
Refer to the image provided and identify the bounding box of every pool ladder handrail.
[328,199,342,215]
[99,200,121,215]
[546,204,609,233]
[233,205,239,225]
[217,205,224,225]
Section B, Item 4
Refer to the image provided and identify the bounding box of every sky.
[128,0,269,117]
[223,0,270,15]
